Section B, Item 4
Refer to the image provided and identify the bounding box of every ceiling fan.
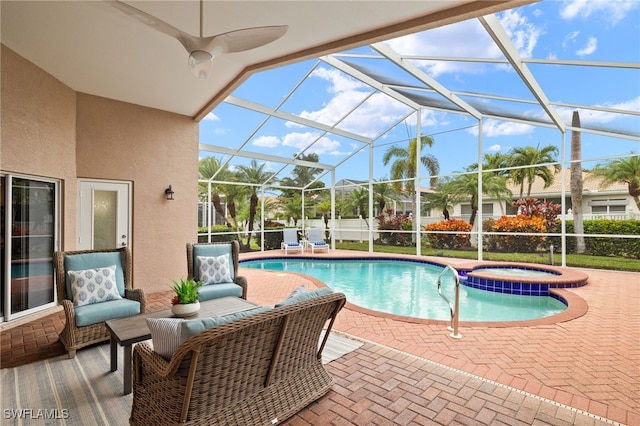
[109,0,288,80]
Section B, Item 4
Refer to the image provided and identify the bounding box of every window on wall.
[461,204,494,216]
[589,199,628,216]
[1,174,59,321]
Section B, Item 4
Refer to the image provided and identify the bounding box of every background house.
[444,169,639,225]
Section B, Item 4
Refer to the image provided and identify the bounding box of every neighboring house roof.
[506,169,628,198]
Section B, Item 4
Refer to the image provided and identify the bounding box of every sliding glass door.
[1,174,59,321]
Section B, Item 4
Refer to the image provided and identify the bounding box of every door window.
[1,175,59,320]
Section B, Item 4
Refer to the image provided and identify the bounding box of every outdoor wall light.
[165,185,175,200]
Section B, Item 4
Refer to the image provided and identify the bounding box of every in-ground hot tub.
[462,263,588,296]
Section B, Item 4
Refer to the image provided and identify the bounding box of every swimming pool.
[241,258,569,322]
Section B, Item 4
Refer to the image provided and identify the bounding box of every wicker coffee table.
[105,296,259,395]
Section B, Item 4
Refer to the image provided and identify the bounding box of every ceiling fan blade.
[203,26,288,55]
[108,1,198,52]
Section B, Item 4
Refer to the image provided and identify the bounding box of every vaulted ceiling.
[1,1,530,120]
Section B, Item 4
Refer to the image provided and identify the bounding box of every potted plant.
[170,278,203,317]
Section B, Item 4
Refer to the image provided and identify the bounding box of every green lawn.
[333,241,640,272]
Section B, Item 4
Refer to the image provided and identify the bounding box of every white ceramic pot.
[171,301,200,317]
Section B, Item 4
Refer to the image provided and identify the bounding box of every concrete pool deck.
[240,249,639,425]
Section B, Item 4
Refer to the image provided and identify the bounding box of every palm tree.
[279,153,325,199]
[220,178,245,231]
[235,159,274,249]
[570,111,586,253]
[373,180,399,214]
[316,199,332,233]
[446,170,512,227]
[383,136,439,222]
[282,196,302,226]
[590,154,640,209]
[383,136,439,192]
[423,179,462,220]
[509,144,560,198]
[198,157,231,227]
[480,152,512,176]
[345,187,370,227]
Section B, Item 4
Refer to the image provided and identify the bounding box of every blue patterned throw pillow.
[198,254,232,285]
[68,265,122,306]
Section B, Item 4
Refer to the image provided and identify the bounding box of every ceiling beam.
[199,144,335,171]
[224,95,372,144]
[372,42,483,120]
[322,55,422,112]
[479,14,565,132]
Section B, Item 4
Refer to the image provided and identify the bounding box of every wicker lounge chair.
[53,247,146,358]
[186,241,248,300]
[130,291,346,425]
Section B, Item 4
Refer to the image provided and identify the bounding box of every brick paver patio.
[1,249,638,425]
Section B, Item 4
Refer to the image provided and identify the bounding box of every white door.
[78,180,131,250]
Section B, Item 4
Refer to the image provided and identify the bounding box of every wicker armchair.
[130,291,346,425]
[186,241,247,300]
[53,247,146,358]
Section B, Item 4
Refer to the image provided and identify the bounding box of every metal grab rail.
[437,265,462,339]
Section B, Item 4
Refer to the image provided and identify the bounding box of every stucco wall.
[2,44,199,295]
[1,45,78,247]
[76,94,199,293]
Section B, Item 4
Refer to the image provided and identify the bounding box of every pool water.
[473,267,557,277]
[242,259,567,322]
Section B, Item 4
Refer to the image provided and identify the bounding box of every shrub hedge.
[424,219,472,249]
[254,223,287,250]
[485,215,547,253]
[553,220,640,258]
[197,225,239,243]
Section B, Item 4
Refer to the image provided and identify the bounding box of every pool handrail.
[437,265,462,339]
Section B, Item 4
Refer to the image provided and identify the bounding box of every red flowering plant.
[375,209,413,246]
[485,198,561,253]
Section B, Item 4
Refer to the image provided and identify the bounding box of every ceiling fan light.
[188,50,213,80]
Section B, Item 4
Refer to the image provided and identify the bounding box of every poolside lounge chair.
[307,228,329,254]
[281,228,303,254]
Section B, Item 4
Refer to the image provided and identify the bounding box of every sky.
[199,0,640,189]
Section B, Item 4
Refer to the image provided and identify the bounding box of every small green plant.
[171,278,203,305]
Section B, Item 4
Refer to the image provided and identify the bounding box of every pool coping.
[240,253,590,328]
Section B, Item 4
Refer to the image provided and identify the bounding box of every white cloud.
[487,144,502,152]
[252,135,280,148]
[499,9,543,58]
[281,132,344,156]
[467,119,535,137]
[385,9,543,75]
[562,31,580,50]
[386,20,498,76]
[337,93,413,137]
[560,0,638,25]
[291,67,412,138]
[576,37,597,56]
[310,68,368,93]
[203,112,219,121]
[298,89,372,127]
[609,96,640,112]
[555,96,640,125]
